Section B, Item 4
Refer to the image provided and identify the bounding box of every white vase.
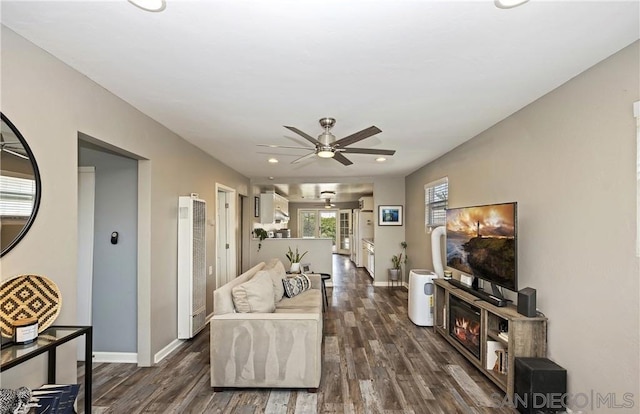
[290,263,301,274]
[388,268,401,281]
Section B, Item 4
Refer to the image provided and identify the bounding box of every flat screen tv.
[446,202,517,294]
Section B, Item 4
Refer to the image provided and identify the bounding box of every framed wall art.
[378,205,403,226]
[254,196,260,218]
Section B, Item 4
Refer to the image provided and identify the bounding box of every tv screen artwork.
[446,202,517,291]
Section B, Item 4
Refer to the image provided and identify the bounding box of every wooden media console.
[434,279,547,399]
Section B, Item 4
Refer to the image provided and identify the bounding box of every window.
[299,210,318,238]
[0,175,36,217]
[299,209,338,244]
[425,177,448,229]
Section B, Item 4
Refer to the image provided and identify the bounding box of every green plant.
[286,246,308,264]
[391,241,408,269]
[253,228,268,251]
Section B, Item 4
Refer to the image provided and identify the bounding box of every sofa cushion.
[282,274,311,298]
[231,271,276,313]
[275,289,322,312]
[213,262,266,315]
[262,260,287,302]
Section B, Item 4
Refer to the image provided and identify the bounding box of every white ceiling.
[1,1,638,193]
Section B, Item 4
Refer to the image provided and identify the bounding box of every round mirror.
[1,113,41,257]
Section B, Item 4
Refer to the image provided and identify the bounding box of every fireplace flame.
[453,316,480,346]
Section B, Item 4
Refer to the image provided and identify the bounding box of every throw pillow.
[282,274,311,298]
[266,261,287,302]
[231,271,276,313]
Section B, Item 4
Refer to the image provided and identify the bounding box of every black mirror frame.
[0,112,42,258]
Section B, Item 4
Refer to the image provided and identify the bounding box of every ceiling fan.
[259,117,396,166]
[304,191,337,208]
[320,191,336,208]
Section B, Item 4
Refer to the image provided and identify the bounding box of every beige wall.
[1,26,249,386]
[373,177,406,284]
[406,41,639,410]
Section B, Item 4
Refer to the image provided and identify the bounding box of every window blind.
[425,177,448,228]
[0,176,35,217]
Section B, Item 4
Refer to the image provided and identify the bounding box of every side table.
[319,273,331,310]
[1,325,93,413]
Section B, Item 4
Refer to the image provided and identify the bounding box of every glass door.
[319,210,337,248]
[338,209,351,255]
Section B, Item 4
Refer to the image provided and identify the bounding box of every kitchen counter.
[249,237,333,275]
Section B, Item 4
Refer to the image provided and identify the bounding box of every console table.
[434,280,546,399]
[1,325,92,413]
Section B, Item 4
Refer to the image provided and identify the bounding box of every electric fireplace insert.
[449,295,481,359]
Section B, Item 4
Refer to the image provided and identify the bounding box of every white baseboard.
[372,280,408,288]
[154,338,183,364]
[93,352,138,364]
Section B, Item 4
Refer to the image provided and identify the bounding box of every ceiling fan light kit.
[317,148,335,158]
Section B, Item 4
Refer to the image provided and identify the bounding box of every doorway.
[77,142,139,363]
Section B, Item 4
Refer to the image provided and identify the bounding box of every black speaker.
[517,287,537,317]
[515,357,567,414]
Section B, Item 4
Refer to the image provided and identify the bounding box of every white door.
[216,184,237,289]
[337,209,351,255]
[77,167,95,361]
[351,210,359,263]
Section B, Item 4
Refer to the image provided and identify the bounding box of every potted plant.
[286,246,308,273]
[253,228,268,252]
[388,241,408,281]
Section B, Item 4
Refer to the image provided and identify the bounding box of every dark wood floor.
[78,255,512,413]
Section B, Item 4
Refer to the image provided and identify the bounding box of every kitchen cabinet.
[260,192,289,223]
[358,196,373,212]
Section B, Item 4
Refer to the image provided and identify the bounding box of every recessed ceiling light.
[268,158,279,164]
[494,0,529,9]
[376,157,387,162]
[268,176,275,180]
[128,0,166,12]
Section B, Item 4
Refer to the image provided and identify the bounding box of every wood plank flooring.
[78,255,512,413]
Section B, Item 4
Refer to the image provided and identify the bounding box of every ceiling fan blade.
[333,152,353,166]
[291,152,317,164]
[284,126,321,146]
[257,144,312,151]
[341,147,396,156]
[334,126,382,148]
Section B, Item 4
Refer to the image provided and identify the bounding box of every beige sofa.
[210,259,323,391]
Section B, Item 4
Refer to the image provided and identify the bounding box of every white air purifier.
[408,269,438,326]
